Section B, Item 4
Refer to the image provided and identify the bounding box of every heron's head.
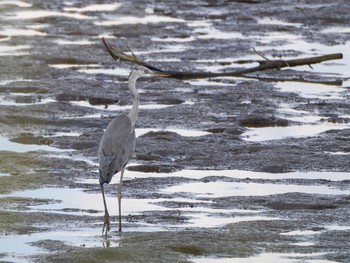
[129,66,170,80]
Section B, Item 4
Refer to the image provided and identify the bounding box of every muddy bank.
[0,0,350,262]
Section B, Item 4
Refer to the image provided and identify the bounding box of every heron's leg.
[118,168,125,232]
[100,184,110,236]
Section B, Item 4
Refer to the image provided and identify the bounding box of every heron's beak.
[151,72,172,77]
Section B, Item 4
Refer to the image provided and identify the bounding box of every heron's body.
[98,67,160,235]
[98,114,135,185]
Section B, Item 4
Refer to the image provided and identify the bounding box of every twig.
[253,48,269,61]
[102,38,163,72]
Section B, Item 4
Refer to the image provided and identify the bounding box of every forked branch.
[102,38,343,82]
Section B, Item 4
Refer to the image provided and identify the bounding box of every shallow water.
[0,227,120,263]
[0,95,55,106]
[63,3,122,13]
[0,44,31,56]
[163,181,347,198]
[193,252,337,263]
[242,123,349,142]
[274,82,347,100]
[89,168,350,182]
[0,136,73,153]
[95,15,185,26]
[7,10,91,20]
[70,100,177,111]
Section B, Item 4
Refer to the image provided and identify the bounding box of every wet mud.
[0,0,350,262]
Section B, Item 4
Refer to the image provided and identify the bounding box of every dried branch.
[102,38,343,82]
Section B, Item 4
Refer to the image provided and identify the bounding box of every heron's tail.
[99,170,112,185]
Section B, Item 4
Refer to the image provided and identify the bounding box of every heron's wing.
[98,114,136,184]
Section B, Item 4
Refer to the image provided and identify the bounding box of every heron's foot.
[102,212,110,236]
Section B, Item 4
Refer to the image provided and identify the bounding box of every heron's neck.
[127,77,139,127]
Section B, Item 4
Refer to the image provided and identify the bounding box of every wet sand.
[0,0,350,262]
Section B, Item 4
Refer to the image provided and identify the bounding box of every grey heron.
[98,67,168,235]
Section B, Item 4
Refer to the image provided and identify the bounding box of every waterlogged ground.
[0,0,350,262]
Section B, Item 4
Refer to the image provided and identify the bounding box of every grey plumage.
[98,114,135,185]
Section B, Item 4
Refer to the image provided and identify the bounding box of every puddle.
[95,15,185,26]
[242,123,349,142]
[0,1,32,8]
[281,230,320,236]
[0,45,30,56]
[77,67,130,76]
[0,234,44,263]
[258,35,350,77]
[136,44,187,55]
[185,78,236,87]
[0,136,73,153]
[163,181,347,198]
[0,79,33,85]
[188,20,244,40]
[293,242,315,246]
[54,39,92,45]
[62,113,103,120]
[324,151,350,155]
[0,95,55,106]
[48,153,98,167]
[70,100,176,111]
[135,128,211,137]
[1,185,271,229]
[0,227,120,262]
[183,215,276,228]
[281,225,350,237]
[326,225,350,231]
[6,169,330,223]
[276,106,323,123]
[8,10,91,20]
[0,36,11,42]
[322,27,350,34]
[2,187,164,216]
[193,252,335,263]
[48,63,99,69]
[0,28,47,36]
[1,168,348,260]
[41,131,81,138]
[257,18,303,27]
[63,3,121,13]
[275,82,347,100]
[121,169,350,181]
[151,36,195,43]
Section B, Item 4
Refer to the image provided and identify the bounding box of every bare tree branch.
[102,38,343,83]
